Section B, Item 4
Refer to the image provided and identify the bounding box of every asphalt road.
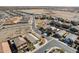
[0,11,76,53]
[34,39,76,53]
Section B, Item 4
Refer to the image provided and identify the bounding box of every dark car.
[7,40,18,53]
[70,28,78,33]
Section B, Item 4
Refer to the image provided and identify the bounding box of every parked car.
[64,38,73,47]
[70,27,78,33]
[7,40,18,53]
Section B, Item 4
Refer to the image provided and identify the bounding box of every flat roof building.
[26,33,39,44]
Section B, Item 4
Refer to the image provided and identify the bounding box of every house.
[25,33,39,44]
[64,33,78,46]
[65,33,78,42]
[62,23,71,29]
[70,26,79,32]
[71,18,79,25]
[55,30,67,38]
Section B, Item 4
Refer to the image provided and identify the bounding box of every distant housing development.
[0,7,79,53]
